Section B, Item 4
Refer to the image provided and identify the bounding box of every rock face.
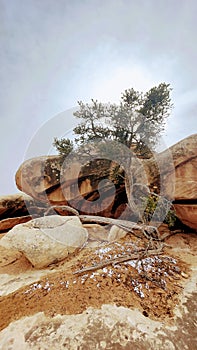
[0,194,28,219]
[15,156,64,203]
[0,216,32,232]
[107,225,128,242]
[173,204,197,229]
[0,230,196,349]
[0,216,88,268]
[15,156,127,218]
[162,134,197,229]
[144,133,197,201]
[15,156,114,204]
[0,298,197,350]
[0,194,47,232]
[126,134,197,229]
[15,134,197,229]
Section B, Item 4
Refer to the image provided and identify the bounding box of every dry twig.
[44,205,79,217]
[79,215,160,240]
[73,248,163,275]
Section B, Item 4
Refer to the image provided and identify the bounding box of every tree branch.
[73,248,163,275]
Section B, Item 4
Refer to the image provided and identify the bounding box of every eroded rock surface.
[0,295,196,350]
[0,216,88,268]
[15,134,197,228]
[162,134,197,229]
[0,231,196,349]
[174,204,197,229]
[126,134,197,229]
[0,216,32,232]
[15,157,127,218]
[0,194,47,232]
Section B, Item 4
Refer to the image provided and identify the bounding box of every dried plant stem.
[44,205,79,217]
[73,248,163,275]
[79,215,160,239]
[44,205,162,240]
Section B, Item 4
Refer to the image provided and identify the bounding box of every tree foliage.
[142,193,176,227]
[53,83,174,227]
[53,83,172,158]
[53,137,74,157]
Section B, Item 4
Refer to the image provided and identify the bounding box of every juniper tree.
[54,83,172,159]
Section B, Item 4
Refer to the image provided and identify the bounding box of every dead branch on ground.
[44,205,79,217]
[79,215,160,240]
[73,247,164,275]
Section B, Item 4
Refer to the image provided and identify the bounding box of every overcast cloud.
[0,0,196,194]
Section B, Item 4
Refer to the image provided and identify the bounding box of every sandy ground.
[0,230,196,333]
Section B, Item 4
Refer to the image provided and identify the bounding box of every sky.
[0,0,196,195]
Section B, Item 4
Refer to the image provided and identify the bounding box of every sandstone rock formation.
[0,194,47,232]
[107,225,128,242]
[15,156,63,203]
[0,294,196,350]
[0,229,196,349]
[143,133,197,200]
[83,223,128,242]
[0,216,32,232]
[15,157,113,203]
[174,204,197,229]
[15,156,127,218]
[0,216,88,268]
[126,134,197,229]
[15,134,197,229]
[0,306,183,350]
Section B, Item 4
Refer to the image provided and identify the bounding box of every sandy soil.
[0,230,196,332]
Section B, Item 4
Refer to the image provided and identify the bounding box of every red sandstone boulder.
[15,134,197,229]
[15,157,127,219]
[147,134,197,229]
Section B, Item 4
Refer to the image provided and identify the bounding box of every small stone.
[107,225,127,242]
[100,341,107,348]
[181,271,188,279]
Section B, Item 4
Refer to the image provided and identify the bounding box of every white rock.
[83,224,108,241]
[0,216,88,268]
[107,225,127,242]
[0,306,164,350]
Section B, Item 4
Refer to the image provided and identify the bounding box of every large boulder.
[143,133,197,201]
[15,156,116,204]
[0,194,47,218]
[0,194,47,232]
[0,299,197,350]
[15,134,197,229]
[15,157,127,218]
[15,156,64,203]
[0,216,88,268]
[163,134,197,229]
[173,204,197,229]
[126,134,197,229]
[0,216,32,233]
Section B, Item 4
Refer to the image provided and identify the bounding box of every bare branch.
[44,205,79,217]
[73,248,163,275]
[79,215,160,239]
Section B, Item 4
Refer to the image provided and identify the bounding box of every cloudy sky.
[0,0,196,195]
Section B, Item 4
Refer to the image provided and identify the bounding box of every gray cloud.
[0,0,196,194]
